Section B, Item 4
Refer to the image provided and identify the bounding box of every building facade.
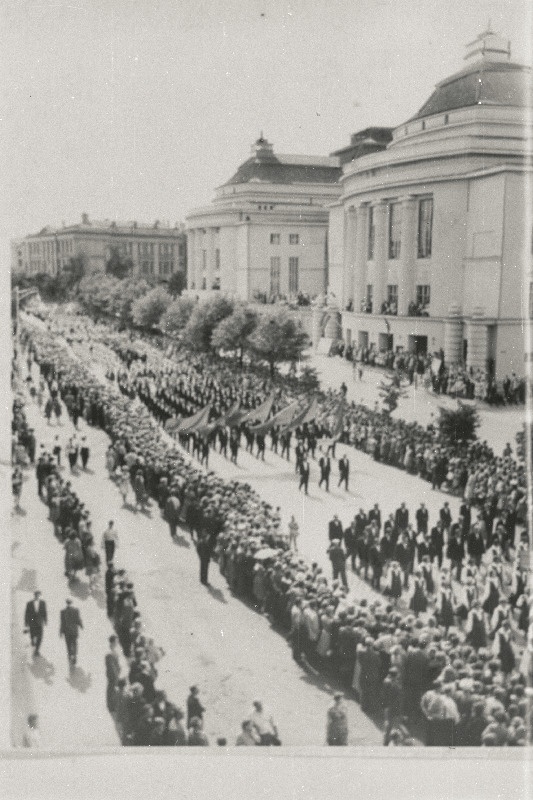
[328,30,533,379]
[186,137,341,301]
[12,214,187,282]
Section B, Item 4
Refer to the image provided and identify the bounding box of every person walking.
[298,457,310,495]
[164,491,182,540]
[12,466,23,511]
[318,454,331,491]
[250,700,280,746]
[326,692,348,746]
[288,515,299,552]
[338,455,350,491]
[105,634,122,713]
[327,539,348,589]
[24,590,47,657]
[186,686,205,728]
[59,598,83,667]
[101,521,118,563]
[80,437,90,470]
[196,534,213,586]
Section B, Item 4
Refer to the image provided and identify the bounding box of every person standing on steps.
[24,590,47,657]
[59,598,83,667]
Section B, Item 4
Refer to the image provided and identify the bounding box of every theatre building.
[328,30,533,379]
[186,136,341,300]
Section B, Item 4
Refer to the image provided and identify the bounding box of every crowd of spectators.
[20,315,532,746]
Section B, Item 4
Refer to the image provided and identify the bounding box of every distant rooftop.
[27,214,185,238]
[223,136,341,186]
[331,127,394,165]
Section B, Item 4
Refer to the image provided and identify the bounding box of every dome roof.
[412,31,532,120]
[413,60,533,120]
[224,136,340,186]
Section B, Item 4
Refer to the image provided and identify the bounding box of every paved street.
[12,362,382,747]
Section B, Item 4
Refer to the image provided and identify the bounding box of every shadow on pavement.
[207,584,227,604]
[13,507,28,517]
[29,654,55,685]
[69,579,90,601]
[92,586,107,609]
[16,567,37,593]
[172,533,190,549]
[67,666,92,693]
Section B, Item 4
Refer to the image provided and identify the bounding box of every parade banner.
[249,399,300,435]
[230,393,275,427]
[164,415,183,435]
[174,403,212,434]
[280,397,319,434]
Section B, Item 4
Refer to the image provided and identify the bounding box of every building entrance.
[408,334,428,356]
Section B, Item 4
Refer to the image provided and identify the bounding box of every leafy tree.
[378,372,409,415]
[160,296,196,337]
[167,271,186,297]
[111,277,151,323]
[438,403,480,443]
[131,285,172,329]
[247,308,309,376]
[211,305,258,365]
[182,295,235,352]
[105,247,133,280]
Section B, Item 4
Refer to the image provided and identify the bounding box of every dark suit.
[164,495,181,539]
[105,650,121,712]
[319,457,331,491]
[60,605,83,664]
[338,457,349,490]
[24,599,47,653]
[328,519,344,543]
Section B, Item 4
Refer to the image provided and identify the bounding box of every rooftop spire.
[250,134,274,159]
[464,28,511,63]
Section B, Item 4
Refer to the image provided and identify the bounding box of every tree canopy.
[211,304,258,364]
[105,247,133,280]
[131,285,172,329]
[247,308,309,375]
[181,295,235,352]
[438,403,480,444]
[160,296,196,336]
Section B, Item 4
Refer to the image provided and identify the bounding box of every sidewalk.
[11,385,120,749]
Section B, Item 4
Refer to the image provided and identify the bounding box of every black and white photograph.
[2,0,533,796]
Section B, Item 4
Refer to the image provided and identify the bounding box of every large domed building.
[186,136,341,300]
[328,29,532,379]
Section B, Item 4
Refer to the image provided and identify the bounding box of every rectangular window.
[367,206,375,260]
[388,202,401,259]
[270,233,280,245]
[202,249,207,270]
[529,282,533,318]
[387,284,398,313]
[416,284,431,308]
[289,256,299,294]
[270,256,281,296]
[289,233,299,245]
[365,284,373,312]
[215,248,220,271]
[417,197,433,258]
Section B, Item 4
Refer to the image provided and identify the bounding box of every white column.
[444,303,463,364]
[467,306,488,371]
[398,195,418,316]
[372,201,388,315]
[353,203,369,314]
[206,228,216,290]
[342,206,357,309]
[196,230,203,290]
[186,230,195,289]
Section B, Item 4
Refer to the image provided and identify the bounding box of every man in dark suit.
[328,515,344,543]
[59,598,83,666]
[394,503,409,535]
[196,535,213,586]
[338,455,350,490]
[24,591,47,657]
[105,635,122,712]
[416,503,429,535]
[318,455,331,491]
[298,458,310,495]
